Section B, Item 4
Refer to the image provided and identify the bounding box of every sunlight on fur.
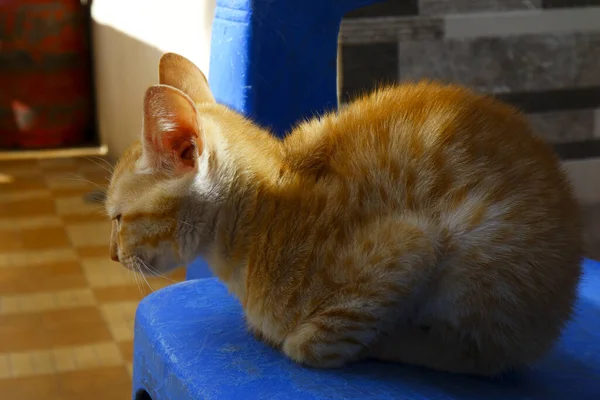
[106,53,583,376]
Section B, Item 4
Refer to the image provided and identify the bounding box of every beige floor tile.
[0,190,52,203]
[0,343,123,380]
[65,222,111,248]
[0,216,63,231]
[3,292,55,315]
[61,212,109,225]
[100,302,138,342]
[95,343,124,366]
[72,345,100,370]
[125,362,133,376]
[0,160,41,174]
[0,261,87,295]
[0,175,47,192]
[117,341,133,363]
[0,307,112,353]
[54,288,97,309]
[0,198,56,218]
[37,158,78,171]
[50,347,76,373]
[77,245,110,259]
[0,372,61,399]
[0,231,22,253]
[82,258,136,288]
[0,248,77,269]
[8,353,34,378]
[29,350,55,375]
[0,354,10,379]
[0,289,96,316]
[56,366,132,400]
[54,196,104,216]
[20,226,71,250]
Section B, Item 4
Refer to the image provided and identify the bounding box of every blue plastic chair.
[134,259,600,399]
[133,0,600,398]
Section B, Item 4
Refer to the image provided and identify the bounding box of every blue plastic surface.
[208,0,382,136]
[185,0,384,281]
[185,258,212,280]
[133,258,600,399]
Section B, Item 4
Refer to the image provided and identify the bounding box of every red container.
[0,0,93,149]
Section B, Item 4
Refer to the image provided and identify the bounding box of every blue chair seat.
[132,258,600,400]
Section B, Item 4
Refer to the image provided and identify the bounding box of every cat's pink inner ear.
[143,85,203,172]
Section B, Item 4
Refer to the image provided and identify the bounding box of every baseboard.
[0,145,108,161]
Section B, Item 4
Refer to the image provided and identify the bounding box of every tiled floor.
[0,156,598,399]
[0,157,185,400]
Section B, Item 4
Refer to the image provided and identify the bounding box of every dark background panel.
[554,140,600,160]
[495,87,600,113]
[542,0,600,8]
[341,43,399,102]
[345,0,419,18]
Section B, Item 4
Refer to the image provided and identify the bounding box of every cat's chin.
[118,248,182,277]
[123,259,181,277]
[140,264,182,277]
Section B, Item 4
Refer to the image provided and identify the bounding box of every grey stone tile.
[398,33,600,93]
[420,0,541,15]
[527,110,595,144]
[444,7,600,39]
[340,17,444,44]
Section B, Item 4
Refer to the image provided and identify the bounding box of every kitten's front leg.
[282,305,381,368]
[247,324,281,350]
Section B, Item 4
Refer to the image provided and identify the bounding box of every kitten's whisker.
[89,156,114,173]
[83,156,114,175]
[135,257,157,292]
[130,264,143,294]
[138,258,177,283]
[139,268,155,292]
[65,173,108,192]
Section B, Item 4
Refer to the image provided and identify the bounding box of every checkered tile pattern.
[0,157,185,400]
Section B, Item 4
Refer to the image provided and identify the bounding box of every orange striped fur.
[106,53,582,375]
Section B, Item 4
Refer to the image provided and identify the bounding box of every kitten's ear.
[142,84,203,174]
[159,53,215,104]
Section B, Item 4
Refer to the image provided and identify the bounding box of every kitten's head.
[105,53,216,275]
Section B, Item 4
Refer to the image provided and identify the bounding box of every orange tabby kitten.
[106,53,582,376]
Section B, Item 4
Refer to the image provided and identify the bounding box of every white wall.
[91,0,216,161]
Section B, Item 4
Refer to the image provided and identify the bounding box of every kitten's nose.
[109,240,119,262]
[109,221,119,262]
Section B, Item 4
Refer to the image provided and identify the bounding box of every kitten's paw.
[282,322,370,369]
